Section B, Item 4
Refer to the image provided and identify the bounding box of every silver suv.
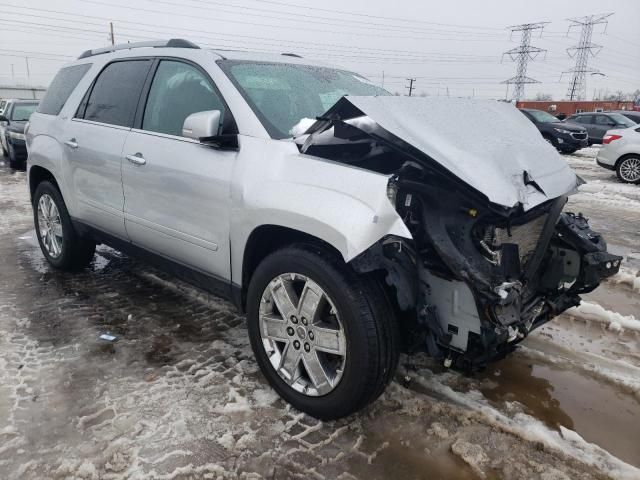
[27,39,621,419]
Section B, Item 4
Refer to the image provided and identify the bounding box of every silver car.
[26,39,621,419]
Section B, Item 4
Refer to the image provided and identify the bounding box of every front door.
[121,59,237,282]
[65,59,152,238]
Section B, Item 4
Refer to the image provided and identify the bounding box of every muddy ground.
[0,147,639,480]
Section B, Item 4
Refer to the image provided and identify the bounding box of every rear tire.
[7,143,19,169]
[33,181,96,270]
[616,155,640,184]
[246,244,399,419]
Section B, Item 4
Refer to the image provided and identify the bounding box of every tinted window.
[142,60,225,137]
[607,113,636,127]
[524,109,559,123]
[38,64,91,115]
[82,60,151,127]
[595,115,614,125]
[574,115,593,124]
[10,103,38,121]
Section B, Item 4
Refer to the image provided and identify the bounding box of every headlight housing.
[8,131,25,141]
[553,128,573,135]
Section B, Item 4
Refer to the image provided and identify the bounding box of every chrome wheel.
[37,194,63,258]
[259,273,346,396]
[619,157,640,183]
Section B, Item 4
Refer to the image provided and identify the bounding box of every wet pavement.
[0,149,639,480]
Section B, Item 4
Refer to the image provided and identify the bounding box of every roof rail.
[78,39,199,59]
[281,53,302,58]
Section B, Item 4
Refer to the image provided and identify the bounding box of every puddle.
[480,355,640,467]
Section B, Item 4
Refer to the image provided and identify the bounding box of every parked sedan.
[0,100,38,168]
[519,108,588,154]
[596,125,640,183]
[566,112,637,145]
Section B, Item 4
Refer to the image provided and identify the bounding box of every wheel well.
[615,153,640,169]
[29,166,58,200]
[240,225,342,309]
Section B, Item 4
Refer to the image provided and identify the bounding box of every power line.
[501,22,548,101]
[562,13,614,100]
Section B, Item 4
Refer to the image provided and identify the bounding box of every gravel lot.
[1,148,639,480]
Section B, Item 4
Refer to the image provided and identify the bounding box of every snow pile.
[607,267,640,293]
[566,301,640,332]
[403,367,640,480]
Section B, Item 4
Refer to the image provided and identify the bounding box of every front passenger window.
[142,61,225,137]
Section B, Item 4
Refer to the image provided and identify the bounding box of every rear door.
[121,59,237,286]
[65,59,152,238]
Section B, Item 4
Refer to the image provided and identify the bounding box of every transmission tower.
[563,13,613,101]
[501,22,548,101]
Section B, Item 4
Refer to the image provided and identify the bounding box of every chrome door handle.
[126,153,146,166]
[64,138,78,149]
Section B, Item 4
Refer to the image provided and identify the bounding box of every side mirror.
[182,110,221,140]
[0,114,9,125]
[182,109,239,151]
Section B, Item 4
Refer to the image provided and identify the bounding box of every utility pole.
[562,13,613,101]
[381,70,385,89]
[24,57,30,78]
[109,21,115,45]
[10,64,14,80]
[501,22,548,102]
[405,78,416,96]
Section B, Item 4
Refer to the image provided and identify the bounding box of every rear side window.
[38,64,91,115]
[81,60,151,127]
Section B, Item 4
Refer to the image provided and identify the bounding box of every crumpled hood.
[305,96,579,211]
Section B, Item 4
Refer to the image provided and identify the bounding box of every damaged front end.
[297,96,622,368]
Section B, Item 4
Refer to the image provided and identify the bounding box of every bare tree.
[533,92,553,101]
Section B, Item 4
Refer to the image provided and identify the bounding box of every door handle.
[126,153,146,166]
[64,138,78,149]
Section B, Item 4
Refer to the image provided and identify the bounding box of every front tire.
[616,156,640,184]
[7,143,20,169]
[246,244,399,419]
[33,181,96,270]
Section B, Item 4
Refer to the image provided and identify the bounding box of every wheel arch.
[237,224,344,311]
[29,165,59,201]
[615,152,640,168]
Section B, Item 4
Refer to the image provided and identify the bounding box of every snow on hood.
[314,96,580,211]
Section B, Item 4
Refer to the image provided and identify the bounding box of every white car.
[596,125,640,183]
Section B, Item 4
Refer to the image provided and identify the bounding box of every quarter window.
[81,60,151,127]
[142,60,225,137]
[38,63,92,115]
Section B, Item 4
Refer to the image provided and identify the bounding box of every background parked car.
[519,108,588,154]
[596,125,640,183]
[566,112,637,144]
[0,99,38,168]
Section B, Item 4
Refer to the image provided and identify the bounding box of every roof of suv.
[76,39,330,69]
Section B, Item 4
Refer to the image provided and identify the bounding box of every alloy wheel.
[259,273,346,396]
[37,194,63,258]
[619,157,640,183]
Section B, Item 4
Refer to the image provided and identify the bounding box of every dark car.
[612,110,640,124]
[519,108,588,154]
[0,100,38,168]
[566,112,636,145]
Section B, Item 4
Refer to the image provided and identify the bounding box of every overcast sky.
[1,0,638,100]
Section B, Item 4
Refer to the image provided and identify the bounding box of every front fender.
[229,138,411,285]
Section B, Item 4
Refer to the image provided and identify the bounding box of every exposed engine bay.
[294,96,622,368]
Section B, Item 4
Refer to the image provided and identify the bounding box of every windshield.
[218,60,389,139]
[609,113,636,127]
[11,103,38,121]
[525,109,560,123]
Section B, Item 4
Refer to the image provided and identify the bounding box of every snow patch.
[566,301,640,332]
